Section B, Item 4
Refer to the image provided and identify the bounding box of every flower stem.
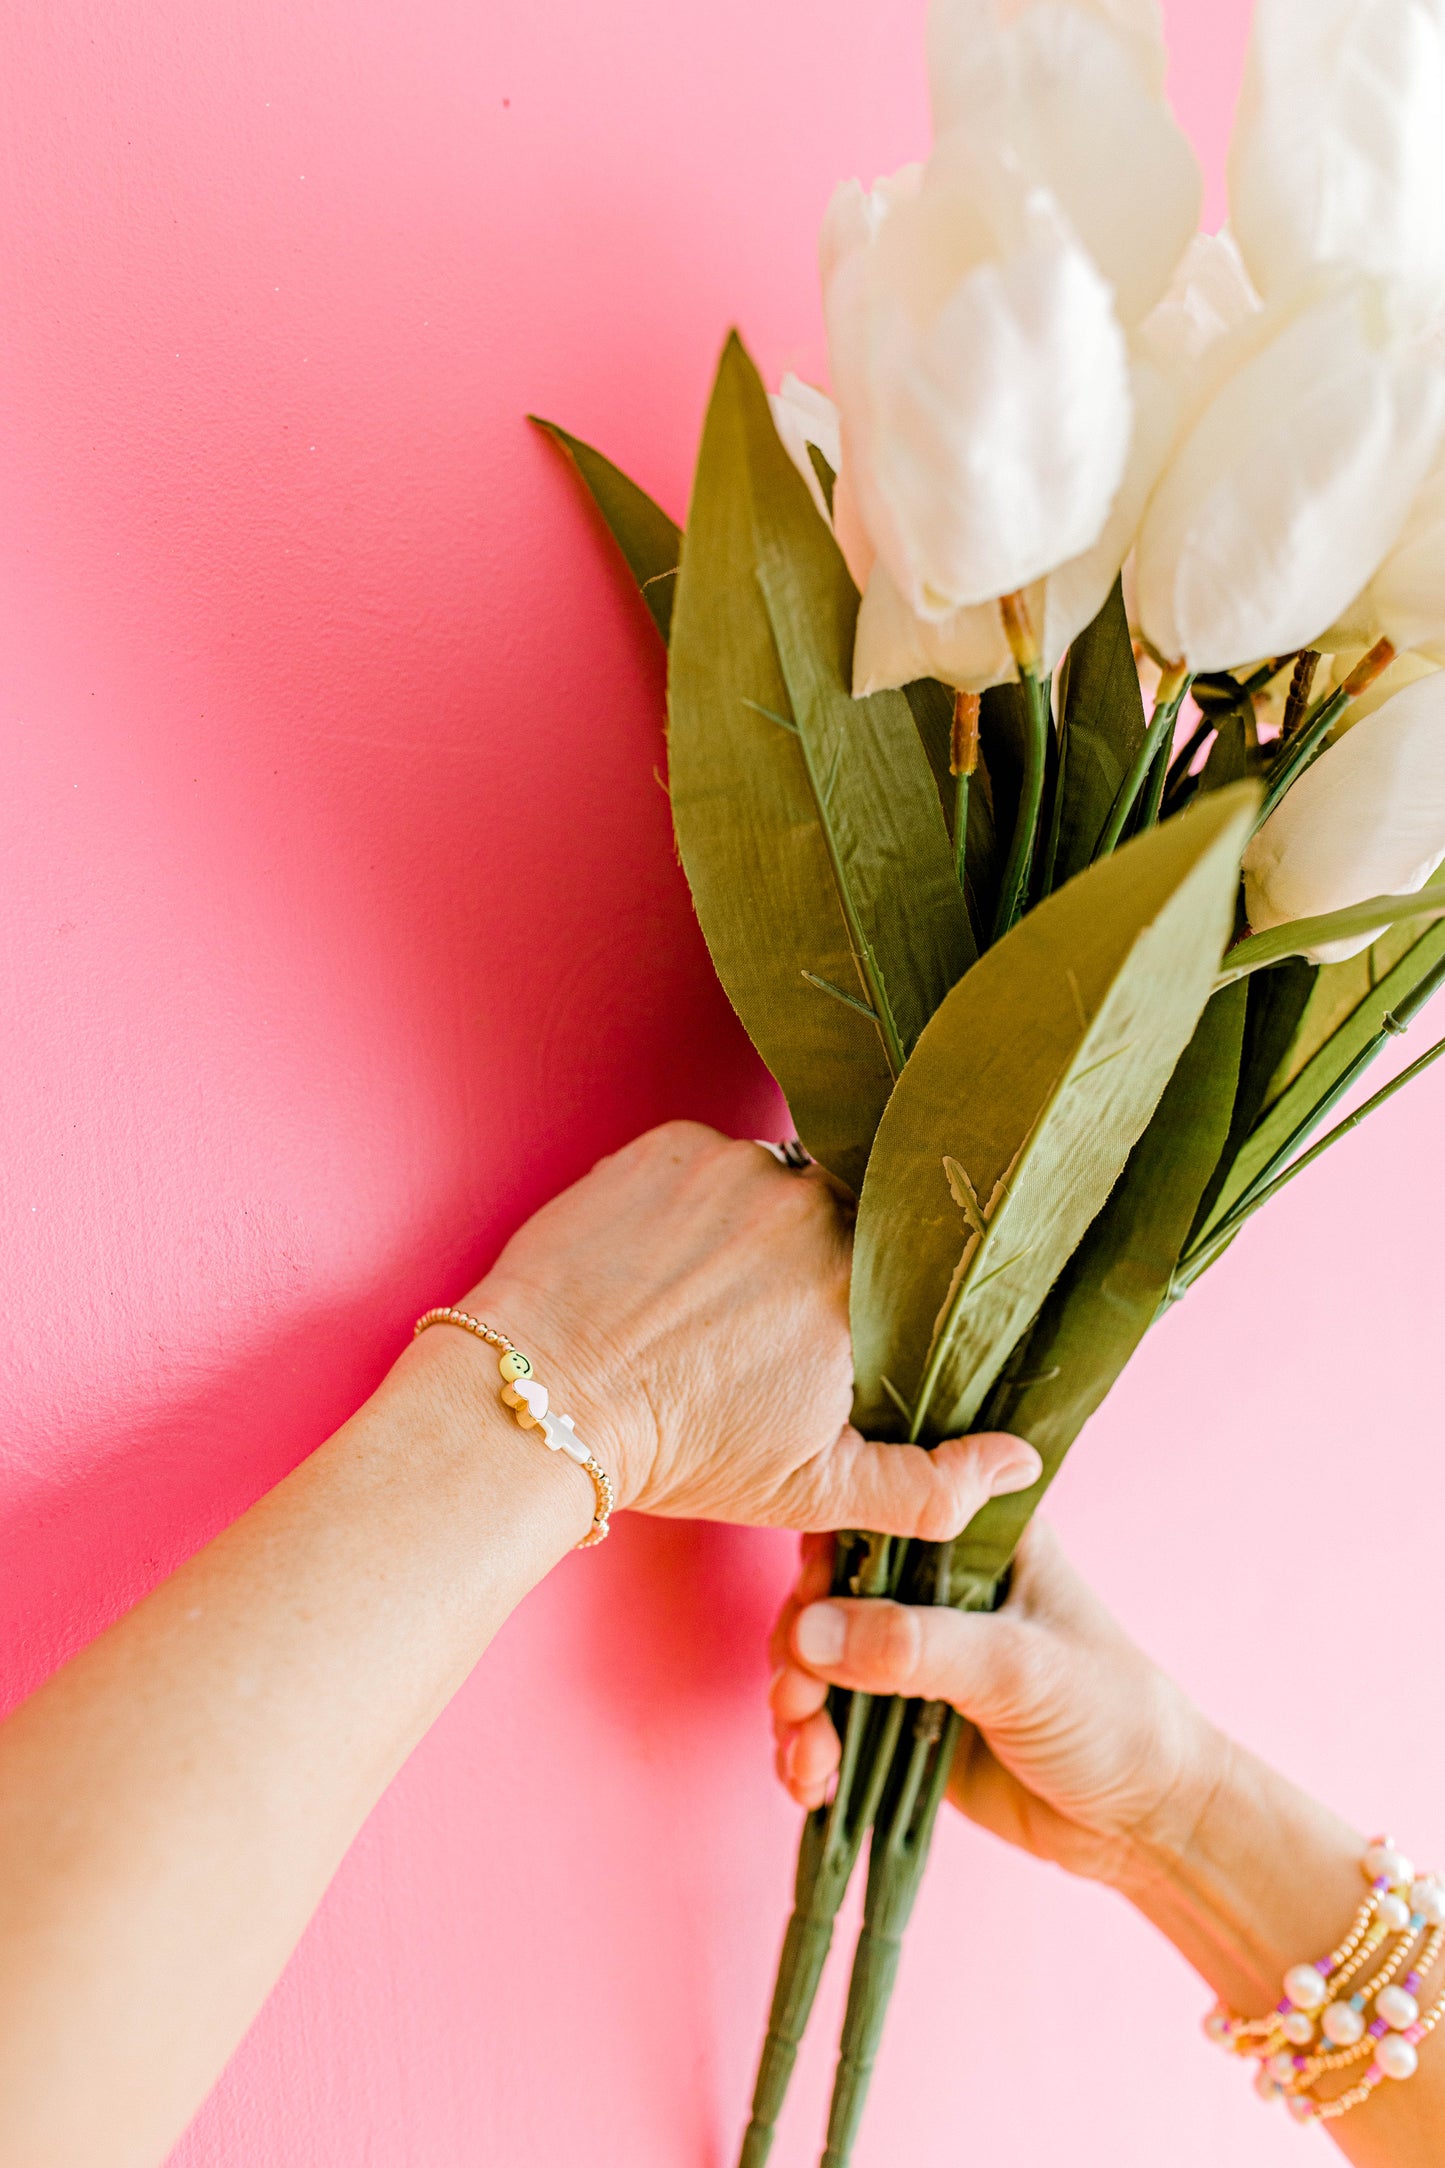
[1257,638,1394,827]
[1169,945,1445,1298]
[819,1702,964,2168]
[738,1688,906,2166]
[1092,664,1191,861]
[950,691,979,902]
[991,666,1050,939]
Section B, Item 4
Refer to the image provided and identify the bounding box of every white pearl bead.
[1411,1877,1445,1926]
[1284,1963,1328,2011]
[1377,1891,1412,1932]
[1365,1844,1414,1888]
[1322,2000,1366,2047]
[1286,2095,1317,2124]
[1267,2050,1298,2084]
[1376,2033,1419,2081]
[1377,1986,1420,2031]
[1282,2011,1316,2046]
[1253,2067,1282,2102]
[1203,2010,1231,2043]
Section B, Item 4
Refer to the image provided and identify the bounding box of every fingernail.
[795,1602,846,1666]
[986,1442,1042,1497]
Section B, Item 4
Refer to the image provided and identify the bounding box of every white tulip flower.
[1229,0,1445,335]
[1134,271,1445,672]
[1242,670,1445,961]
[822,134,1133,625]
[1336,448,1445,664]
[927,0,1200,325]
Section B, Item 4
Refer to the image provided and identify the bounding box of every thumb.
[782,1427,1042,1540]
[789,1595,1030,1729]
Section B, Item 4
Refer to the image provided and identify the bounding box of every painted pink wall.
[3,2,1441,2162]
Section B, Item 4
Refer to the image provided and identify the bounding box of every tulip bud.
[1243,669,1445,960]
[823,134,1133,624]
[1229,0,1445,335]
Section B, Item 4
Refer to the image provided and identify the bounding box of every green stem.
[1038,698,1068,898]
[1258,638,1395,829]
[1173,1031,1445,1298]
[952,771,969,900]
[1171,947,1445,1297]
[1093,670,1191,861]
[1135,712,1175,833]
[1255,685,1348,827]
[991,669,1050,940]
[738,1689,905,2167]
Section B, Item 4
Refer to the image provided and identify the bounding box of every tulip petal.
[930,1,1198,326]
[1039,352,1179,669]
[852,560,1016,696]
[1228,0,1445,329]
[1135,276,1445,671]
[1366,454,1445,662]
[769,373,842,530]
[827,137,1132,617]
[1243,670,1445,960]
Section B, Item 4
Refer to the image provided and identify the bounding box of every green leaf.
[1264,923,1435,1110]
[1199,916,1445,1238]
[1187,957,1315,1240]
[531,417,681,643]
[850,784,1258,1440]
[1216,875,1445,984]
[947,980,1249,1595]
[1049,578,1146,883]
[667,334,976,1190]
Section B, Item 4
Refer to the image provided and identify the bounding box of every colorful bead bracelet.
[1205,1838,1445,2124]
[413,1306,614,1547]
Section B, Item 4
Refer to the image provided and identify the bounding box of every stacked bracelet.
[413,1306,613,1547]
[1205,1838,1445,2124]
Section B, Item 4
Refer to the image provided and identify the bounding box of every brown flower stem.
[950,690,979,901]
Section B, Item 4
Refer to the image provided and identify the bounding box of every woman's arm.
[0,1122,1039,2168]
[770,1522,1442,2167]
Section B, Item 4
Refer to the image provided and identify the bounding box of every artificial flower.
[1133,270,1444,672]
[822,136,1132,624]
[1228,0,1445,335]
[1242,670,1445,960]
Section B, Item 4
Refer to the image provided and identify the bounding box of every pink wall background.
[3,2,1441,2162]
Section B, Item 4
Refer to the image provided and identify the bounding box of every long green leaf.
[850,785,1258,1440]
[1263,922,1438,1110]
[1199,916,1445,1238]
[946,980,1248,1596]
[1217,876,1445,984]
[1050,578,1146,883]
[667,334,975,1189]
[1187,958,1314,1240]
[531,417,681,642]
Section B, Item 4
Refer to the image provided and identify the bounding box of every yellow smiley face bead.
[499,1350,532,1382]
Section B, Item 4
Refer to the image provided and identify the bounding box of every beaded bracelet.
[1205,1838,1445,2124]
[413,1307,613,1547]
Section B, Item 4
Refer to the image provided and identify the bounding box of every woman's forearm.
[0,1311,587,2168]
[1124,1738,1445,2166]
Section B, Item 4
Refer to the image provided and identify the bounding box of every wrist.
[442,1270,652,1515]
[1119,1725,1363,2013]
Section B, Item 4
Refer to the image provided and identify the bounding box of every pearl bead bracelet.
[1205,1838,1445,2124]
[413,1306,614,1547]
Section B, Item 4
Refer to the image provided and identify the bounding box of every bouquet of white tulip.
[536,0,1445,2158]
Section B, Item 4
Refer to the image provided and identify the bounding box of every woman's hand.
[769,1519,1221,1887]
[453,1120,1043,1534]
